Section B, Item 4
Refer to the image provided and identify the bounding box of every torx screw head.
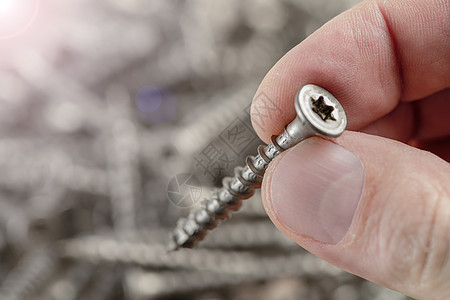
[295,84,347,138]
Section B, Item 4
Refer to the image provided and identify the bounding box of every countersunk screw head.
[295,84,347,138]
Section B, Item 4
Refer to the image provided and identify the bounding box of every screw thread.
[171,128,295,249]
[0,248,58,300]
[171,84,347,250]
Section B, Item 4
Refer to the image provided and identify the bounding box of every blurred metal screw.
[0,248,58,300]
[170,84,347,250]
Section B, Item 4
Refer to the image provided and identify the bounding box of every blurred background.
[0,0,412,299]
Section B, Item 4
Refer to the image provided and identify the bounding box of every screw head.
[295,84,347,138]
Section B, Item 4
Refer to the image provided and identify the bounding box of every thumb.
[262,132,450,299]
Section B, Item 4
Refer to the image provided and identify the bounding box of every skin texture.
[250,0,450,299]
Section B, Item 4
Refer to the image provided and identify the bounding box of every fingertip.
[250,87,294,143]
[251,0,449,142]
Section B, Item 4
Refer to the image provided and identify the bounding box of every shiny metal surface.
[0,1,408,299]
[170,85,347,250]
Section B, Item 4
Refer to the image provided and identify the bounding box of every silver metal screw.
[0,248,58,300]
[170,84,347,250]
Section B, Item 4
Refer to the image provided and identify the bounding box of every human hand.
[250,0,450,299]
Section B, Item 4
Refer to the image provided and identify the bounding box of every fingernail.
[270,138,364,244]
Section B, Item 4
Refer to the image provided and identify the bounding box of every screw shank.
[170,85,347,250]
[276,117,314,150]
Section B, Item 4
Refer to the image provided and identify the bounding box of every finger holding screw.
[251,2,448,144]
[251,1,450,299]
[170,84,347,250]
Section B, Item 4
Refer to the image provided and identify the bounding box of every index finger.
[251,0,450,143]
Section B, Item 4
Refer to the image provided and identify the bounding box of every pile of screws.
[0,0,409,299]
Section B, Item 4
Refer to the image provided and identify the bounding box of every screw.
[170,84,347,250]
[123,253,346,299]
[81,268,121,300]
[45,263,94,300]
[106,85,141,230]
[200,220,296,249]
[0,248,58,300]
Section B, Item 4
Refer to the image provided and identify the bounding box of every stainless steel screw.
[123,253,346,299]
[45,263,94,300]
[170,84,347,250]
[0,248,58,300]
